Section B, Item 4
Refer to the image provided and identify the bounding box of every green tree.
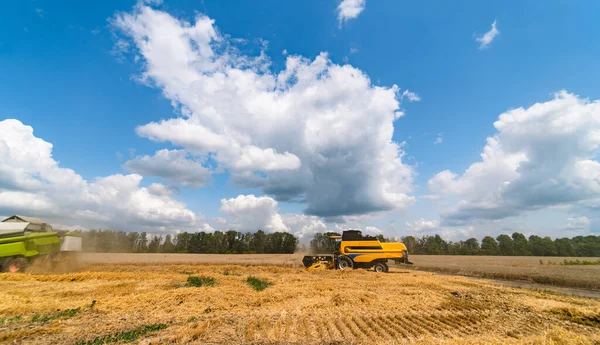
[496,234,514,256]
[200,232,214,253]
[446,241,461,255]
[187,232,203,253]
[227,232,248,253]
[375,234,391,242]
[242,232,253,253]
[540,236,557,256]
[266,232,284,253]
[174,232,190,253]
[211,231,226,253]
[160,234,175,253]
[147,235,161,253]
[480,236,499,255]
[460,238,480,255]
[401,236,419,254]
[512,232,530,256]
[554,238,574,257]
[572,236,600,257]
[309,232,340,254]
[125,232,139,252]
[249,230,267,253]
[421,235,448,255]
[280,232,299,253]
[528,235,557,256]
[225,230,248,253]
[137,232,148,253]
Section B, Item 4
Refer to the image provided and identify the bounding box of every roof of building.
[2,215,46,224]
[0,222,29,236]
[0,222,29,230]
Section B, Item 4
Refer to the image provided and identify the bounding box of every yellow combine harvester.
[302,230,413,273]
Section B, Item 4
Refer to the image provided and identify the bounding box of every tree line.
[77,229,600,257]
[310,232,600,257]
[400,233,600,257]
[79,230,298,254]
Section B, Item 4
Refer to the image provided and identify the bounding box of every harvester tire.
[373,262,387,273]
[337,256,354,270]
[3,257,28,273]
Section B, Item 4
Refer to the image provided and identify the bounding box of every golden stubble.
[0,261,598,345]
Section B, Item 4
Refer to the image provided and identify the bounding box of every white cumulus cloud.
[218,194,376,239]
[281,213,329,239]
[337,0,366,25]
[404,218,473,240]
[113,4,415,218]
[564,216,591,231]
[0,119,206,233]
[219,194,289,233]
[429,91,600,226]
[475,20,499,49]
[364,226,382,235]
[405,218,440,233]
[402,90,421,102]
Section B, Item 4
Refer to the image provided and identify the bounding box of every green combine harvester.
[0,215,82,272]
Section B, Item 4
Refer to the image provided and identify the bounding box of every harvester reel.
[302,255,333,268]
[337,255,354,270]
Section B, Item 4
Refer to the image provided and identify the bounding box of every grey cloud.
[124,149,211,187]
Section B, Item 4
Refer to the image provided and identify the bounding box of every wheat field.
[1,258,599,344]
[406,255,600,290]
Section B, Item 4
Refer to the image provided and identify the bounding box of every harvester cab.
[303,230,413,273]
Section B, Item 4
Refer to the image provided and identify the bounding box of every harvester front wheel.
[3,257,28,273]
[373,262,388,273]
[337,256,354,270]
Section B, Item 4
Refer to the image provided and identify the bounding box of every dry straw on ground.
[81,253,600,290]
[0,259,599,344]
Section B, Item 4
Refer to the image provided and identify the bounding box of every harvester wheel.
[3,257,28,273]
[337,256,354,270]
[373,262,387,273]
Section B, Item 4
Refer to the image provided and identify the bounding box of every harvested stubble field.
[79,253,305,267]
[1,256,600,344]
[81,253,600,291]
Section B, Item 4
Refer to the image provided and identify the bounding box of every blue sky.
[1,0,600,239]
